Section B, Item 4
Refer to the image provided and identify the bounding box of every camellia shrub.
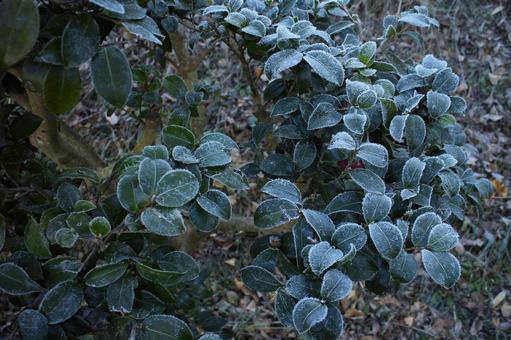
[0,0,492,339]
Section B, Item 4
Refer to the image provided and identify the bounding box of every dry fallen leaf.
[491,291,507,308]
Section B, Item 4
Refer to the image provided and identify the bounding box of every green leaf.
[17,309,48,340]
[130,290,166,320]
[265,49,303,79]
[138,158,172,196]
[54,228,79,248]
[43,257,81,286]
[172,146,198,164]
[357,143,388,168]
[9,113,42,140]
[285,274,313,300]
[189,201,219,232]
[197,190,231,220]
[141,207,185,237]
[260,154,295,177]
[89,0,125,14]
[421,250,460,288]
[271,97,300,117]
[369,222,403,259]
[427,223,458,251]
[362,193,392,223]
[135,262,183,285]
[61,14,100,67]
[194,141,231,168]
[43,66,81,115]
[91,46,132,107]
[302,209,335,241]
[143,315,193,340]
[163,75,188,98]
[358,41,376,66]
[0,263,42,295]
[411,212,442,247]
[325,192,363,215]
[121,17,163,45]
[84,262,128,288]
[349,169,385,194]
[308,241,344,275]
[117,174,150,213]
[402,157,425,189]
[39,280,83,324]
[107,276,136,313]
[56,182,81,211]
[389,114,408,143]
[293,140,317,169]
[328,131,357,151]
[261,179,301,204]
[241,265,281,292]
[432,68,459,94]
[24,217,51,258]
[405,115,426,156]
[89,216,111,237]
[389,251,418,283]
[254,199,300,229]
[303,50,344,85]
[73,200,96,213]
[209,168,249,190]
[292,297,328,334]
[200,132,238,151]
[275,289,295,327]
[143,145,169,160]
[427,91,451,117]
[307,102,342,130]
[161,125,195,149]
[155,169,199,207]
[0,0,40,69]
[158,251,200,283]
[332,222,367,253]
[309,306,344,340]
[320,269,352,302]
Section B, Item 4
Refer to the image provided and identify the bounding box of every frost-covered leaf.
[320,269,352,302]
[143,315,193,340]
[209,168,249,190]
[241,265,281,292]
[254,199,300,229]
[261,179,301,204]
[89,0,124,13]
[389,114,408,142]
[56,183,81,212]
[39,281,83,324]
[303,50,344,85]
[61,14,100,67]
[357,143,388,168]
[358,41,376,66]
[197,189,232,220]
[285,275,313,300]
[200,132,238,151]
[265,49,303,79]
[242,19,266,37]
[411,212,442,247]
[292,297,328,334]
[344,110,367,134]
[427,223,459,251]
[17,309,48,340]
[138,158,172,196]
[275,289,296,327]
[0,263,42,295]
[402,157,425,188]
[194,141,231,168]
[24,217,51,258]
[302,209,336,241]
[307,102,342,130]
[155,169,199,207]
[439,171,461,197]
[362,193,392,223]
[329,131,357,151]
[421,250,460,288]
[260,154,295,177]
[309,306,344,340]
[396,74,424,92]
[427,91,451,117]
[117,174,149,213]
[308,241,344,275]
[172,146,198,164]
[349,169,385,194]
[106,276,136,313]
[161,125,195,149]
[332,223,367,253]
[432,68,459,94]
[325,192,363,215]
[369,222,403,259]
[84,262,128,288]
[405,114,426,155]
[389,251,418,283]
[293,140,317,169]
[141,207,185,237]
[272,97,301,116]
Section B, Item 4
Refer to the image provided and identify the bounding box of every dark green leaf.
[84,262,128,288]
[421,250,460,288]
[254,199,300,229]
[61,14,100,67]
[0,263,42,295]
[43,66,81,115]
[320,269,352,302]
[292,297,328,334]
[161,125,195,149]
[143,314,193,340]
[39,280,83,324]
[17,309,48,340]
[369,221,403,259]
[141,207,185,237]
[293,140,317,169]
[197,190,231,220]
[24,217,51,258]
[106,276,136,313]
[331,222,367,253]
[241,265,281,292]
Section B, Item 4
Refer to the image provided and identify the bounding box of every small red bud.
[351,160,365,169]
[337,159,349,171]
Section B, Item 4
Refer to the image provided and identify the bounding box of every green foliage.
[0,0,493,339]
